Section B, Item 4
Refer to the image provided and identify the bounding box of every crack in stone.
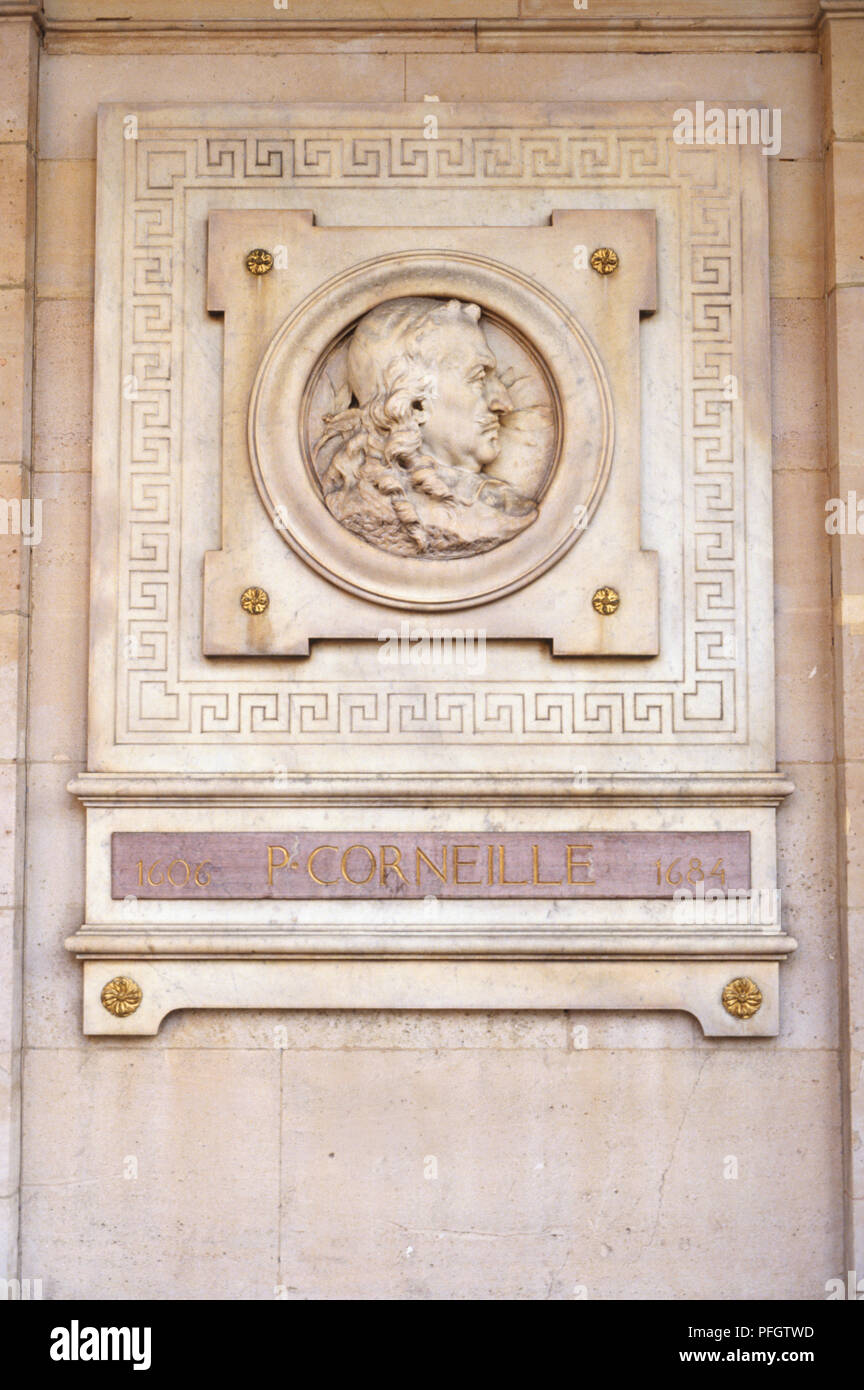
[641,1052,712,1255]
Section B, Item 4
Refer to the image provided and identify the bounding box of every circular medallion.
[249,251,613,611]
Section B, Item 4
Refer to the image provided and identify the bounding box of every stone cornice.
[15,0,863,36]
[69,772,796,809]
[0,1,44,24]
[39,16,826,55]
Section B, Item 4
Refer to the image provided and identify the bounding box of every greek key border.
[115,120,746,745]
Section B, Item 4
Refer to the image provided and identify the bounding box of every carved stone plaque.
[204,208,657,651]
[68,101,794,1037]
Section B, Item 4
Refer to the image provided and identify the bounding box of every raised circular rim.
[248,250,613,612]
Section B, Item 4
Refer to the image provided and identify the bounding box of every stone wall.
[1,0,859,1299]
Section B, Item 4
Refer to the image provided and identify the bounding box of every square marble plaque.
[203,207,658,656]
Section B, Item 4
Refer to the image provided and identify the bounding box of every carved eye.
[411,398,424,411]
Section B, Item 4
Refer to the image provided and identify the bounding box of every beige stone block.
[139,1007,570,1051]
[830,287,864,473]
[38,54,408,158]
[0,1027,22,1271]
[33,300,93,473]
[27,472,90,764]
[21,762,84,1048]
[70,1009,572,1055]
[564,1011,704,1049]
[849,1012,864,1261]
[829,464,864,613]
[777,760,838,924]
[771,298,826,472]
[772,470,832,614]
[404,53,821,158]
[0,1193,18,1279]
[768,159,824,299]
[834,531,864,614]
[45,29,475,57]
[774,608,834,764]
[0,761,24,910]
[278,1048,841,1298]
[776,761,838,914]
[829,463,864,522]
[842,761,864,911]
[827,144,864,292]
[35,161,96,300]
[0,144,32,288]
[0,908,21,1057]
[0,614,26,762]
[0,18,38,147]
[20,1048,281,1299]
[0,462,27,611]
[520,0,814,15]
[578,1000,830,1051]
[774,762,840,1050]
[0,1053,19,1191]
[845,907,864,1259]
[45,0,516,17]
[825,17,864,142]
[774,904,840,1053]
[846,909,864,1055]
[0,288,30,463]
[825,283,840,476]
[837,630,864,762]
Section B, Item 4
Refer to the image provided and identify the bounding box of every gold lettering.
[532,844,562,886]
[166,858,191,888]
[498,844,528,886]
[341,844,376,885]
[415,845,447,884]
[267,844,290,886]
[306,845,338,886]
[566,844,595,886]
[487,843,495,885]
[453,844,481,885]
[380,844,408,885]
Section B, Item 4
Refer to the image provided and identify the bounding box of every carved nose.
[486,375,513,414]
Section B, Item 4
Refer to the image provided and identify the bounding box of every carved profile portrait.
[310,297,554,559]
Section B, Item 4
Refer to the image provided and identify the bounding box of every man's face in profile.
[417,318,514,473]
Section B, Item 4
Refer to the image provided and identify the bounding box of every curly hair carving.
[314,298,486,554]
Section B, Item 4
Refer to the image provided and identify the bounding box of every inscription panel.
[113,830,750,901]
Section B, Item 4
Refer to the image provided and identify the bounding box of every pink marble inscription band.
[112,831,750,901]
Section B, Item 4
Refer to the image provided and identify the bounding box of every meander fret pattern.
[120,125,742,744]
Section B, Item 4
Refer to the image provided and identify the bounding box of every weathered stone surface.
[10,20,849,1302]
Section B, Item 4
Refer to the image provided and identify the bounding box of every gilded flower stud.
[245,248,273,275]
[592,586,620,615]
[241,587,270,615]
[101,976,143,1018]
[590,247,619,275]
[721,977,763,1019]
